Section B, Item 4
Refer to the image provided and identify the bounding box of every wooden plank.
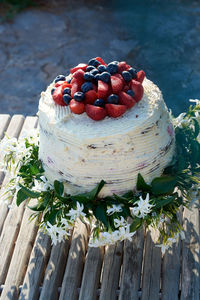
[79,246,104,300]
[18,232,51,300]
[0,114,11,139]
[0,117,38,293]
[39,239,70,300]
[119,228,145,300]
[99,241,123,300]
[181,206,200,300]
[141,227,162,300]
[59,219,88,300]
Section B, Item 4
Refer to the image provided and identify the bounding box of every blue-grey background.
[0,0,199,116]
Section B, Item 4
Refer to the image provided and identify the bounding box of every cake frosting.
[38,75,175,197]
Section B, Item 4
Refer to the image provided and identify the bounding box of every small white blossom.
[32,176,53,192]
[156,243,170,255]
[106,204,123,215]
[189,99,200,105]
[174,113,187,128]
[66,202,86,221]
[118,225,135,241]
[45,221,66,245]
[130,193,154,218]
[60,218,73,236]
[114,216,128,228]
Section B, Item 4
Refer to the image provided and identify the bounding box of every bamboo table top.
[0,114,199,300]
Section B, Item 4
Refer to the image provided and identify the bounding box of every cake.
[38,58,175,197]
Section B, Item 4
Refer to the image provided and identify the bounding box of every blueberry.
[127,90,135,97]
[67,78,72,83]
[107,94,119,104]
[99,72,111,83]
[54,75,66,83]
[128,67,137,79]
[74,92,85,102]
[88,58,101,68]
[106,62,118,74]
[122,71,132,82]
[90,68,99,76]
[94,98,105,107]
[81,82,93,93]
[98,65,107,73]
[63,87,71,95]
[51,88,55,95]
[63,94,72,105]
[95,73,100,81]
[84,72,95,81]
[86,66,96,72]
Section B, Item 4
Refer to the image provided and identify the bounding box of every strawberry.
[119,91,136,108]
[70,63,88,74]
[92,83,97,92]
[110,75,124,94]
[130,80,144,102]
[52,85,66,106]
[118,61,127,73]
[71,78,83,97]
[105,104,127,118]
[61,82,72,91]
[72,69,85,81]
[95,57,107,66]
[86,104,107,121]
[69,99,85,114]
[84,90,98,104]
[123,85,129,92]
[98,80,109,99]
[136,70,145,83]
[55,81,67,87]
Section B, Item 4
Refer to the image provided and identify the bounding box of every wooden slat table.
[0,114,199,300]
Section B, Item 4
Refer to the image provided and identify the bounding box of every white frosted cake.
[38,58,175,197]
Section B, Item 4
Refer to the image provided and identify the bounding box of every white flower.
[156,243,170,255]
[130,193,154,218]
[60,218,73,236]
[106,204,123,215]
[174,113,187,128]
[66,202,86,221]
[32,176,53,192]
[114,216,128,228]
[45,221,66,245]
[189,99,200,105]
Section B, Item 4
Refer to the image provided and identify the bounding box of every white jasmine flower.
[174,113,187,128]
[118,225,135,241]
[45,221,66,245]
[156,243,170,255]
[60,218,73,236]
[66,202,86,221]
[189,99,200,105]
[106,204,123,215]
[32,176,52,192]
[114,216,128,228]
[130,193,154,218]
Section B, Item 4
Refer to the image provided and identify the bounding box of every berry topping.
[71,78,82,97]
[81,82,93,93]
[107,94,119,104]
[94,98,105,107]
[136,70,145,83]
[73,91,85,102]
[90,68,99,76]
[63,87,71,95]
[69,99,85,114]
[130,80,144,102]
[86,104,107,121]
[119,91,136,108]
[122,71,132,82]
[86,66,96,72]
[55,81,67,87]
[127,90,135,97]
[128,67,137,79]
[54,75,66,83]
[67,78,72,83]
[118,61,127,73]
[98,65,107,73]
[105,104,127,118]
[70,63,88,74]
[106,62,118,74]
[110,75,124,94]
[88,58,101,68]
[60,82,72,90]
[95,73,100,81]
[99,72,111,83]
[51,88,55,95]
[52,85,66,106]
[63,94,72,105]
[84,72,95,81]
[98,80,109,99]
[84,90,98,104]
[95,57,107,66]
[73,69,85,81]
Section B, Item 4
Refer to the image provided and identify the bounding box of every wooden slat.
[119,228,145,300]
[181,206,200,300]
[79,246,104,300]
[99,241,123,300]
[18,232,51,300]
[141,227,162,300]
[59,220,88,300]
[0,114,11,139]
[39,239,70,300]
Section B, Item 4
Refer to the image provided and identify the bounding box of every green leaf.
[71,180,105,203]
[94,205,108,227]
[54,180,64,196]
[16,185,40,206]
[16,188,29,206]
[151,176,177,195]
[130,217,143,231]
[28,204,46,211]
[136,173,151,192]
[153,195,175,209]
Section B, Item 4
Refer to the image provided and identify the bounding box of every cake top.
[49,57,146,121]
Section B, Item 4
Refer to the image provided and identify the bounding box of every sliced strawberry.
[69,99,85,114]
[95,57,107,66]
[70,63,88,74]
[92,83,97,92]
[71,78,83,97]
[61,82,72,91]
[72,69,85,81]
[71,75,84,87]
[84,90,98,104]
[136,70,145,83]
[52,85,66,106]
[110,75,124,94]
[119,91,136,109]
[123,85,129,92]
[55,81,67,87]
[130,80,144,102]
[118,61,127,73]
[98,80,109,99]
[125,63,131,70]
[105,104,127,118]
[86,104,107,121]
